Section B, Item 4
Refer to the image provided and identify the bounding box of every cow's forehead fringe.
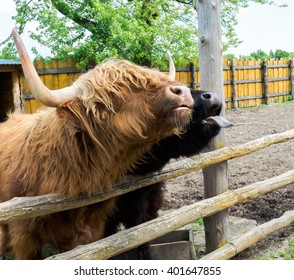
[74,58,173,114]
[76,58,171,95]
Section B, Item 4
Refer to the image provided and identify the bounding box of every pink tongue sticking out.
[202,116,232,128]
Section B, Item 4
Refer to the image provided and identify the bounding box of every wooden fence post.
[263,61,269,105]
[231,59,238,109]
[190,62,196,89]
[290,59,294,96]
[196,0,229,253]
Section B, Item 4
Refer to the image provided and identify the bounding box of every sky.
[0,0,293,59]
[0,0,50,58]
[226,0,294,56]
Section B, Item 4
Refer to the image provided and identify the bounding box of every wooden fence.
[1,129,294,260]
[23,58,294,113]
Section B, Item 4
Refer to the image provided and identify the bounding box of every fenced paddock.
[0,129,293,260]
[22,58,294,113]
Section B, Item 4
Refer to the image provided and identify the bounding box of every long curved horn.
[12,28,78,107]
[166,51,176,81]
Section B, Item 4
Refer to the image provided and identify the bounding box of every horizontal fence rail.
[23,58,294,113]
[1,129,294,224]
[46,170,294,260]
[201,210,294,260]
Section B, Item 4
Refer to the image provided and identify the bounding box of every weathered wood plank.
[201,210,294,260]
[263,61,269,105]
[290,60,294,95]
[231,60,237,109]
[190,62,196,89]
[1,129,294,224]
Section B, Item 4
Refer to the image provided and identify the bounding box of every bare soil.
[162,102,294,259]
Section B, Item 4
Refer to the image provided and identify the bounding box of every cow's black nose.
[201,91,220,103]
[201,91,221,105]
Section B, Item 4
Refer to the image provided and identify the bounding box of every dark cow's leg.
[120,183,164,260]
[138,183,164,260]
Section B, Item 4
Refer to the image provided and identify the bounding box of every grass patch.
[259,238,294,260]
[191,219,204,231]
[279,239,294,260]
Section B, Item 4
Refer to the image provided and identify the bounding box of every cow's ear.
[56,99,99,137]
[56,100,90,130]
[56,100,83,120]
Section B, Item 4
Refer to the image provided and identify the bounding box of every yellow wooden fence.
[23,58,294,113]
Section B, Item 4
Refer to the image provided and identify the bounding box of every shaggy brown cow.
[0,29,193,259]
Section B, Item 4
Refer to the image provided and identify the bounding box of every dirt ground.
[162,101,294,259]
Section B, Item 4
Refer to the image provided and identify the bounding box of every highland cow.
[0,29,194,259]
[105,89,232,259]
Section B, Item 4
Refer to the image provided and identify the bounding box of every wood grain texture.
[196,0,229,253]
[46,170,294,260]
[201,210,294,260]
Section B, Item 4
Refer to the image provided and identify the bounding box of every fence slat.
[46,169,294,260]
[1,129,294,224]
[201,210,294,260]
[190,62,196,89]
[231,60,237,109]
[263,61,269,105]
[290,59,294,95]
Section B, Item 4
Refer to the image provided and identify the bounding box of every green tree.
[224,53,236,61]
[0,42,19,61]
[269,49,294,59]
[0,0,286,68]
[249,49,269,60]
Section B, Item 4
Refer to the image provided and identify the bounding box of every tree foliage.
[225,49,294,60]
[0,0,286,68]
[269,49,294,60]
[248,49,270,60]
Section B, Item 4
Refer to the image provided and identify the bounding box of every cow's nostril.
[169,86,194,108]
[200,91,222,116]
[202,93,211,100]
[170,86,182,95]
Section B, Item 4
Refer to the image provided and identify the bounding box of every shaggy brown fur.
[0,59,193,259]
